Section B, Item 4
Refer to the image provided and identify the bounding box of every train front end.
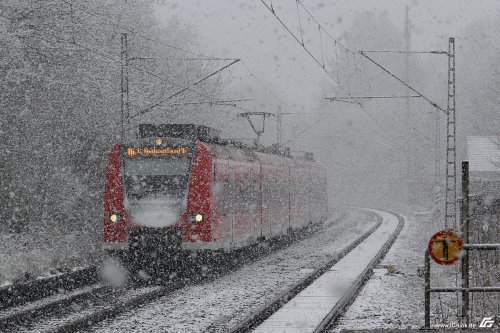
[103,124,217,266]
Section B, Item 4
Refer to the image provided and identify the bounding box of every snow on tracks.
[87,209,378,332]
[0,266,98,310]
[0,284,106,331]
[240,208,404,333]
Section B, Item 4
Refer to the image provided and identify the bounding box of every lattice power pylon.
[444,38,457,229]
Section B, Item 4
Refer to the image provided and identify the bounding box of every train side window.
[227,169,235,214]
[240,181,248,212]
[221,180,230,215]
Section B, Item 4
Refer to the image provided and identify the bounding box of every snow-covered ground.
[333,213,439,331]
[0,231,98,285]
[86,208,378,332]
[253,208,400,333]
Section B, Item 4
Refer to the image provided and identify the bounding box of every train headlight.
[189,213,203,223]
[110,213,121,224]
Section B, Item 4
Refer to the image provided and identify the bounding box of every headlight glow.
[110,213,121,223]
[188,213,204,223]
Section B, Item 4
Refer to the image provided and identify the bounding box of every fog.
[157,0,500,209]
[0,0,499,319]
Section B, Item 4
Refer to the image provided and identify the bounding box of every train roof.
[136,123,315,162]
[205,142,320,170]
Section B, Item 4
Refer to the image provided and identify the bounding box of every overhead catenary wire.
[96,0,435,154]
[295,0,304,46]
[360,50,448,54]
[360,53,372,90]
[346,50,351,93]
[0,12,248,118]
[262,2,441,114]
[256,0,367,105]
[284,111,420,154]
[353,53,364,91]
[257,1,437,150]
[256,0,348,95]
[131,59,241,118]
[168,98,252,107]
[1,4,293,141]
[335,41,340,83]
[0,8,226,104]
[359,51,446,113]
[60,0,226,60]
[296,0,349,51]
[70,0,297,119]
[319,25,325,68]
[326,95,422,100]
[239,61,288,107]
[7,2,436,152]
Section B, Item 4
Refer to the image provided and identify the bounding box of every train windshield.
[122,155,192,226]
[124,157,190,176]
[123,156,192,200]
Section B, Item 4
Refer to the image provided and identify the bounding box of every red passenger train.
[103,124,328,268]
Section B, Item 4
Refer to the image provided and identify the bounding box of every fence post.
[461,161,470,324]
[424,249,431,328]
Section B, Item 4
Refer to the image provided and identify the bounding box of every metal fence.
[423,161,500,328]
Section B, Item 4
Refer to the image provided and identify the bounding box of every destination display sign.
[127,147,189,157]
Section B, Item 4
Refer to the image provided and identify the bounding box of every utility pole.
[444,37,457,230]
[404,4,412,205]
[460,161,470,324]
[357,37,456,230]
[120,32,130,142]
[276,106,282,148]
[434,103,441,219]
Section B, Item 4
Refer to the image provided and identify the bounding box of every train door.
[270,169,277,236]
[306,171,313,222]
[265,167,272,237]
[215,160,230,248]
[249,168,255,239]
[229,167,235,247]
[280,167,286,234]
[258,162,264,240]
[288,165,291,232]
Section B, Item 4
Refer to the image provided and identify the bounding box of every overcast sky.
[156,0,500,117]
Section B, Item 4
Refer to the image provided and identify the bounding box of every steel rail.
[315,210,405,332]
[0,266,98,310]
[229,209,387,333]
[0,278,187,333]
[48,222,325,332]
[1,214,346,332]
[0,284,109,331]
[51,283,185,333]
[52,215,343,333]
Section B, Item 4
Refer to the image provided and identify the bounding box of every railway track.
[0,212,349,332]
[87,209,376,332]
[0,266,98,311]
[0,270,190,332]
[230,208,404,333]
[0,284,108,331]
